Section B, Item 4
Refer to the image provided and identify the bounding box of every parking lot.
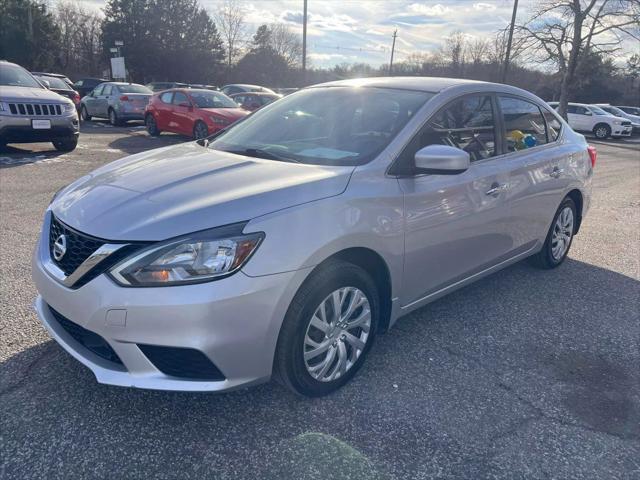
[1,122,639,479]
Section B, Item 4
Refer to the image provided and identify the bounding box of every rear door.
[397,94,515,307]
[496,95,572,248]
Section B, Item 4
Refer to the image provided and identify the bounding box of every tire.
[529,197,577,269]
[145,114,161,136]
[52,137,78,152]
[593,123,611,139]
[274,260,379,397]
[108,108,122,126]
[193,121,208,140]
[80,105,91,121]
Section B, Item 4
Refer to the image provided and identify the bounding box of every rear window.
[36,75,69,90]
[117,84,152,94]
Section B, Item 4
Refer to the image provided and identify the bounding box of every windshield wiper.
[231,148,300,163]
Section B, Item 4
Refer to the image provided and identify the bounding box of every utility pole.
[302,0,308,83]
[502,0,519,83]
[389,29,398,76]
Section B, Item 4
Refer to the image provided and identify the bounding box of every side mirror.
[414,145,470,175]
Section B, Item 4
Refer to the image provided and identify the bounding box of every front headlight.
[613,120,622,125]
[63,101,76,114]
[109,225,263,287]
[209,115,230,125]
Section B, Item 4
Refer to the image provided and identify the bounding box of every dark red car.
[230,92,282,111]
[145,89,249,139]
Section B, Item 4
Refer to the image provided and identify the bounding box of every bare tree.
[55,0,104,77]
[515,0,640,118]
[214,0,247,68]
[468,38,489,65]
[441,31,467,75]
[269,23,302,68]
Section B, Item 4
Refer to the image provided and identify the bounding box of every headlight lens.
[209,115,229,125]
[63,102,75,114]
[109,226,263,286]
[613,120,622,125]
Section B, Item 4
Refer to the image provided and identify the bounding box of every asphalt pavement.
[1,122,639,479]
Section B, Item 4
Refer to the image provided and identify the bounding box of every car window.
[36,75,68,90]
[499,96,548,152]
[93,84,104,96]
[75,80,84,87]
[209,87,433,166]
[588,106,609,116]
[102,84,113,96]
[160,91,174,103]
[405,95,497,164]
[541,107,562,142]
[234,95,245,105]
[190,91,237,108]
[172,92,190,105]
[0,64,43,88]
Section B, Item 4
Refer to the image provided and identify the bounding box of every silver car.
[33,77,594,397]
[0,61,79,151]
[80,82,152,126]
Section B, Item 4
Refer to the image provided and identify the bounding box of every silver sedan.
[33,77,593,397]
[80,82,152,125]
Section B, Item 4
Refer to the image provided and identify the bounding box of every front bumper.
[0,114,79,143]
[612,126,632,137]
[32,214,309,392]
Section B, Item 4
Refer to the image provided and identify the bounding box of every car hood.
[0,85,69,103]
[51,142,354,241]
[200,107,248,120]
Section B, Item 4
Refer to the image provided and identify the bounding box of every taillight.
[120,95,129,101]
[587,145,597,168]
[72,91,81,104]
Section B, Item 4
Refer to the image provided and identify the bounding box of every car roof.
[231,91,279,96]
[310,76,494,93]
[224,84,267,88]
[32,72,67,78]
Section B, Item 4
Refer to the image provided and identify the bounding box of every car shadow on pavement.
[1,258,639,479]
[107,131,187,155]
[0,144,69,168]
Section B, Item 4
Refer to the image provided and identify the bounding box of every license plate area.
[32,119,51,129]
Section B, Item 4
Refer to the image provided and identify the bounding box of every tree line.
[0,0,637,107]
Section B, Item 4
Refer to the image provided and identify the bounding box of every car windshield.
[191,91,237,108]
[208,87,433,166]
[589,106,609,115]
[117,84,152,94]
[0,64,42,88]
[36,75,69,90]
[604,106,626,116]
[620,106,639,115]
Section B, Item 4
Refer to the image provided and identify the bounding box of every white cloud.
[407,3,451,16]
[473,2,497,11]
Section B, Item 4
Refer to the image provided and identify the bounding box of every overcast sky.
[70,0,636,68]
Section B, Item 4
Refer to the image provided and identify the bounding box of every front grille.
[49,215,105,276]
[138,345,226,381]
[49,306,123,365]
[8,103,63,116]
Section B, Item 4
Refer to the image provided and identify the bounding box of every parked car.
[275,87,299,96]
[188,84,219,91]
[32,72,81,108]
[220,83,276,96]
[33,77,594,397]
[80,82,153,125]
[595,104,640,133]
[73,77,108,98]
[145,88,248,139]
[0,60,79,151]
[617,106,640,116]
[230,91,282,111]
[547,101,632,139]
[146,81,190,92]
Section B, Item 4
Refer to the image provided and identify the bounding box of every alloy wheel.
[551,206,574,260]
[595,126,608,139]
[303,287,371,382]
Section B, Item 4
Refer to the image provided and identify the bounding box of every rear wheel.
[80,105,91,121]
[529,197,576,269]
[108,108,122,126]
[593,123,611,139]
[52,137,78,152]
[145,114,161,136]
[193,121,208,140]
[274,260,378,397]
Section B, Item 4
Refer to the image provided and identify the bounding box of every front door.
[397,94,515,307]
[171,91,193,135]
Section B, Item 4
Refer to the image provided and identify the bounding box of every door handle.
[549,166,564,178]
[485,183,509,196]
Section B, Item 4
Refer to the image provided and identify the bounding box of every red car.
[145,89,249,139]
[230,92,282,111]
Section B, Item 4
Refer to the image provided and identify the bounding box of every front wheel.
[274,260,379,397]
[52,137,78,152]
[80,105,91,121]
[593,123,611,139]
[108,108,122,126]
[193,121,208,140]
[145,114,161,136]
[529,197,576,269]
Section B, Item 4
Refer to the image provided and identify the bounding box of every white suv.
[547,102,632,139]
